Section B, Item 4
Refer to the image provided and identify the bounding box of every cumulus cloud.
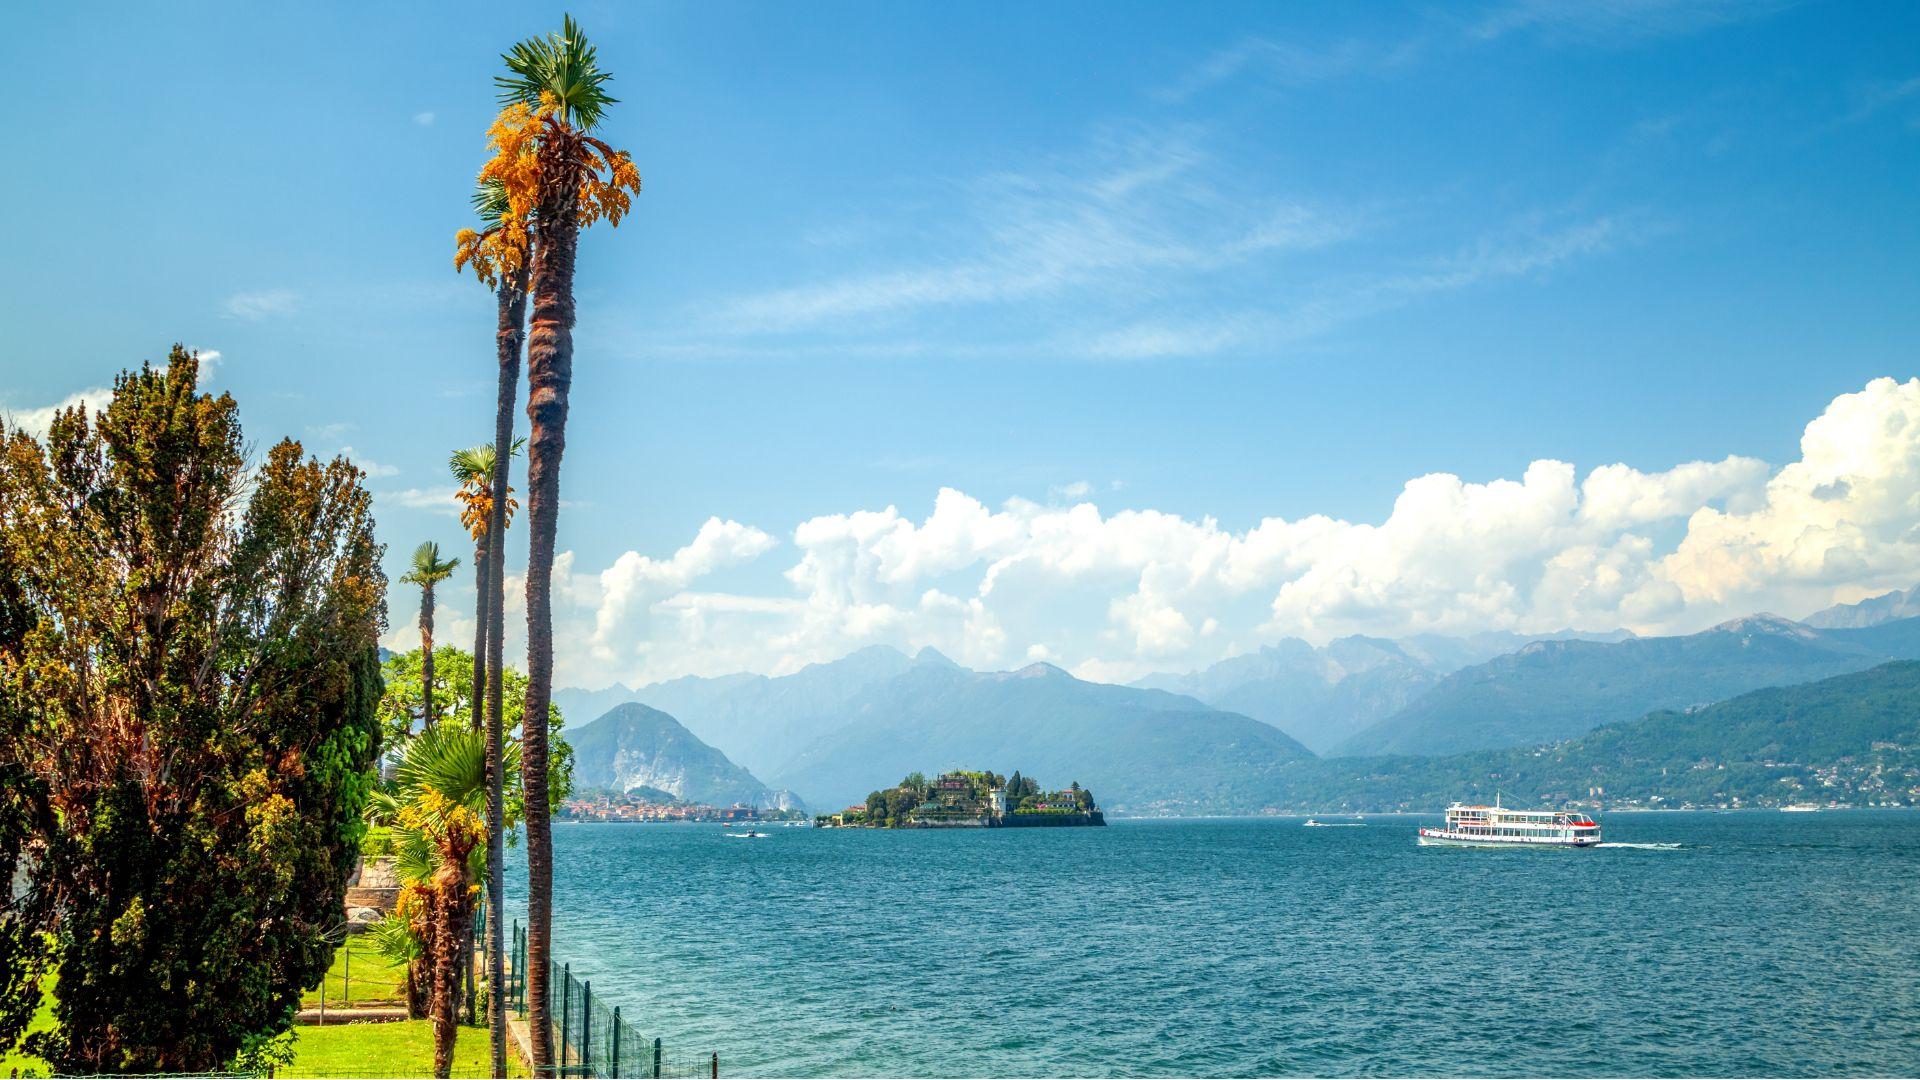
[592,518,778,657]
[452,378,1920,688]
[6,350,223,440]
[339,446,400,478]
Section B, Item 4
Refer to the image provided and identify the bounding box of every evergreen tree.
[0,351,384,1072]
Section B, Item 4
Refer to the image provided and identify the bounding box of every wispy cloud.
[1057,212,1641,361]
[222,288,299,322]
[413,111,437,127]
[1468,0,1794,45]
[1165,1,1794,105]
[708,126,1361,336]
[1842,75,1920,126]
[1156,34,1425,102]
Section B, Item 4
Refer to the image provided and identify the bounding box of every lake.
[505,811,1920,1077]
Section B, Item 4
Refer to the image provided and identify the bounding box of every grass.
[284,1020,527,1078]
[0,974,54,1077]
[301,938,408,1008]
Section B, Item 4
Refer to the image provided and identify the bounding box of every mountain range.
[552,597,1920,815]
[764,657,1311,813]
[1804,585,1920,629]
[1269,660,1920,812]
[1333,614,1920,757]
[1131,629,1631,754]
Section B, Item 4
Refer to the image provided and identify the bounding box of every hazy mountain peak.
[1712,613,1817,638]
[1011,661,1068,679]
[568,702,796,811]
[913,645,959,667]
[807,643,912,672]
[1804,586,1920,629]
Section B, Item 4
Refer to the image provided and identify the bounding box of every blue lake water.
[506,811,1920,1077]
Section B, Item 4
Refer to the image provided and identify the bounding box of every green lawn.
[301,938,408,1008]
[285,1020,526,1078]
[0,973,55,1077]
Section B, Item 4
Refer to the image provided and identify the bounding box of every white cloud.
[591,518,778,655]
[382,486,461,516]
[6,350,222,440]
[222,289,299,321]
[340,446,400,479]
[527,378,1920,688]
[413,111,437,127]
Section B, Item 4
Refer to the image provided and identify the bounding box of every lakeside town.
[559,790,806,824]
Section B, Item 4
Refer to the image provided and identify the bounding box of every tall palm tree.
[385,722,520,1079]
[447,439,520,1032]
[449,441,521,731]
[402,541,461,730]
[492,18,640,1074]
[458,175,534,1077]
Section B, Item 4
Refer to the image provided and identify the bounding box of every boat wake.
[1595,841,1683,850]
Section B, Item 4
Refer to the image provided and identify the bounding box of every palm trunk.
[406,955,428,1020]
[486,265,528,1078]
[421,584,439,729]
[428,859,477,1079]
[521,196,578,1078]
[470,542,489,731]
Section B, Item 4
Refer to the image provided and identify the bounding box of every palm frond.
[363,789,403,828]
[401,540,460,585]
[496,13,619,130]
[394,722,490,807]
[390,823,438,883]
[472,178,512,225]
[366,912,423,965]
[449,444,496,484]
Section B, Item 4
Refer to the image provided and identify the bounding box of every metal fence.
[509,922,717,1079]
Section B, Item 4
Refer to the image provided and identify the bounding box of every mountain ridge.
[1335,614,1920,757]
[567,701,802,812]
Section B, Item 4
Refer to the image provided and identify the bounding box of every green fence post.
[652,1037,661,1079]
[581,980,592,1077]
[343,940,351,1005]
[561,962,572,1074]
[611,1006,621,1079]
[711,1051,719,1079]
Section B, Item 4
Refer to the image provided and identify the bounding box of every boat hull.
[1417,828,1600,848]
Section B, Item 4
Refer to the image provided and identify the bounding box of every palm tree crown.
[496,13,618,130]
[402,541,460,589]
[449,441,522,543]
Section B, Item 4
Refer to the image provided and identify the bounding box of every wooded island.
[820,770,1105,828]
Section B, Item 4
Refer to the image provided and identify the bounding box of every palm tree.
[458,175,534,1076]
[447,439,521,1032]
[491,18,640,1073]
[402,541,461,730]
[449,441,521,732]
[384,722,519,1079]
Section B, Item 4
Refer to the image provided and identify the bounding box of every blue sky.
[4,1,1919,686]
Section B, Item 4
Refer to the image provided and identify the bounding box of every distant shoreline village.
[821,769,1106,828]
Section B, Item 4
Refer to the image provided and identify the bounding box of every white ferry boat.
[1417,800,1601,848]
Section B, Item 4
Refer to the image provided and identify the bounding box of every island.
[820,770,1106,828]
